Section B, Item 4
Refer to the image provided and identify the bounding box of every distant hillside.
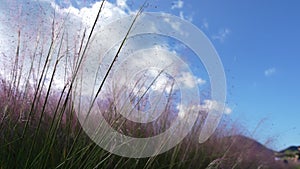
[221,135,300,168]
[279,146,300,154]
[275,145,300,164]
[222,135,275,158]
[227,135,273,151]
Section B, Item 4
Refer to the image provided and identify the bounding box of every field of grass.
[0,79,290,169]
[0,2,296,169]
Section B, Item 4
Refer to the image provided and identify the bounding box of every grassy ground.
[0,65,290,168]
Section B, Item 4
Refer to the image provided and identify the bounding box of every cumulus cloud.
[51,0,129,28]
[200,100,232,115]
[136,70,206,94]
[264,67,276,77]
[115,50,207,96]
[0,0,204,99]
[125,68,174,95]
[171,0,184,9]
[0,0,132,90]
[116,0,127,8]
[178,100,232,118]
[149,70,174,93]
[176,72,206,88]
[176,99,232,119]
[116,0,132,12]
[176,104,201,119]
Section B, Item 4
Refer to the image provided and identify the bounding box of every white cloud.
[0,0,204,98]
[116,0,131,12]
[212,28,230,42]
[178,11,193,22]
[171,0,184,9]
[177,72,206,88]
[116,0,127,8]
[0,0,131,91]
[264,68,276,77]
[200,100,232,115]
[150,74,174,93]
[176,104,200,119]
[51,1,129,29]
[176,99,232,119]
[132,68,174,94]
[163,16,186,36]
[124,66,206,95]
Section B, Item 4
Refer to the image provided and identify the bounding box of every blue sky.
[183,0,300,150]
[0,0,299,151]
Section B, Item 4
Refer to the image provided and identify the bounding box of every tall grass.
[0,1,293,169]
